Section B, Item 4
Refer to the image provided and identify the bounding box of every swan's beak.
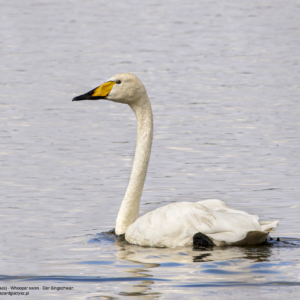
[72,81,116,101]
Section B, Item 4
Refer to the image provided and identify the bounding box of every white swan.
[73,73,279,248]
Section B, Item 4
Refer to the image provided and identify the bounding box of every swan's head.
[72,73,147,104]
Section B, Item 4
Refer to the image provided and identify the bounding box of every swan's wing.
[126,202,275,247]
[126,202,201,247]
[198,199,280,235]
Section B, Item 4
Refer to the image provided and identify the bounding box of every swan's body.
[73,73,279,248]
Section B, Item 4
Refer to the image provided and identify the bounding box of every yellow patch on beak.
[92,81,116,98]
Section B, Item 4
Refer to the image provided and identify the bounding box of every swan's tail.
[259,220,279,232]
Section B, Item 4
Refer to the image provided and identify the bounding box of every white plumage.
[73,73,279,248]
[126,200,278,247]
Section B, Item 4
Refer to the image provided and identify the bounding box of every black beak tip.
[72,94,88,101]
[72,88,97,101]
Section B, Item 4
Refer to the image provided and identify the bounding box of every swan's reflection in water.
[111,236,277,298]
[114,241,161,298]
[86,233,300,298]
[114,237,274,264]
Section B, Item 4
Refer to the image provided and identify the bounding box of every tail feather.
[259,220,279,232]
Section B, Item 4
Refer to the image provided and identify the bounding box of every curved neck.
[115,96,153,235]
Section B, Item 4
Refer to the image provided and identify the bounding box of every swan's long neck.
[115,96,153,235]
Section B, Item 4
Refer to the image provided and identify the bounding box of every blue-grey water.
[1,0,300,299]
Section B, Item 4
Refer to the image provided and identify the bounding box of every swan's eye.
[115,80,121,84]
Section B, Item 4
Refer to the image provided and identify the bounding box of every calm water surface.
[1,0,300,299]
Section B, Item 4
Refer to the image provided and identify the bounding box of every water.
[1,0,300,298]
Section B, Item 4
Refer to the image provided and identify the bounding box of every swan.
[73,73,279,248]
